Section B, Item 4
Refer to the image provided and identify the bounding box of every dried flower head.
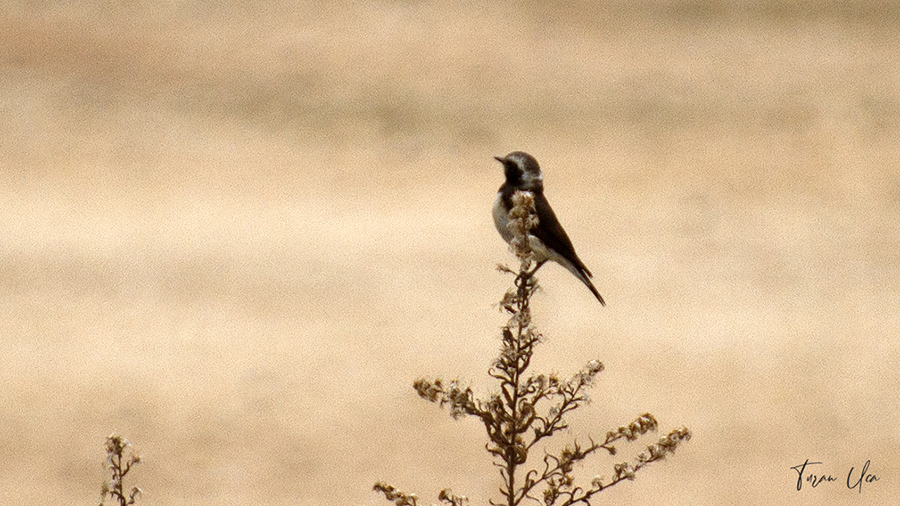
[438,488,469,506]
[374,482,420,506]
[507,191,539,264]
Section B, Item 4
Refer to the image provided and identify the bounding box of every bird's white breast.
[492,192,514,243]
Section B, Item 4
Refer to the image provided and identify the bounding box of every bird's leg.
[527,260,547,276]
[514,260,546,300]
[516,260,545,284]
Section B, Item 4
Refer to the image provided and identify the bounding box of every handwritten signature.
[790,459,879,493]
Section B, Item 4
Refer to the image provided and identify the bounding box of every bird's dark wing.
[532,191,593,278]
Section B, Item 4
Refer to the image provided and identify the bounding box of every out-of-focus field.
[2,1,899,504]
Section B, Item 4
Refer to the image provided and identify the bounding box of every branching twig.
[377,190,691,506]
[99,434,142,506]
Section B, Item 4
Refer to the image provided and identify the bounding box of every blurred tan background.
[2,1,899,505]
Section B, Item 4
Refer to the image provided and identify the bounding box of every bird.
[492,151,605,305]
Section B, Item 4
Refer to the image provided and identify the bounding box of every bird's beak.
[494,156,505,163]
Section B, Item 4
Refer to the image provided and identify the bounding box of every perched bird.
[493,151,605,305]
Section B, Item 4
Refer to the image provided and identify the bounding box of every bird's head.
[494,151,543,190]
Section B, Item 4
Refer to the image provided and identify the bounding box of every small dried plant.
[99,434,142,506]
[375,191,690,506]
